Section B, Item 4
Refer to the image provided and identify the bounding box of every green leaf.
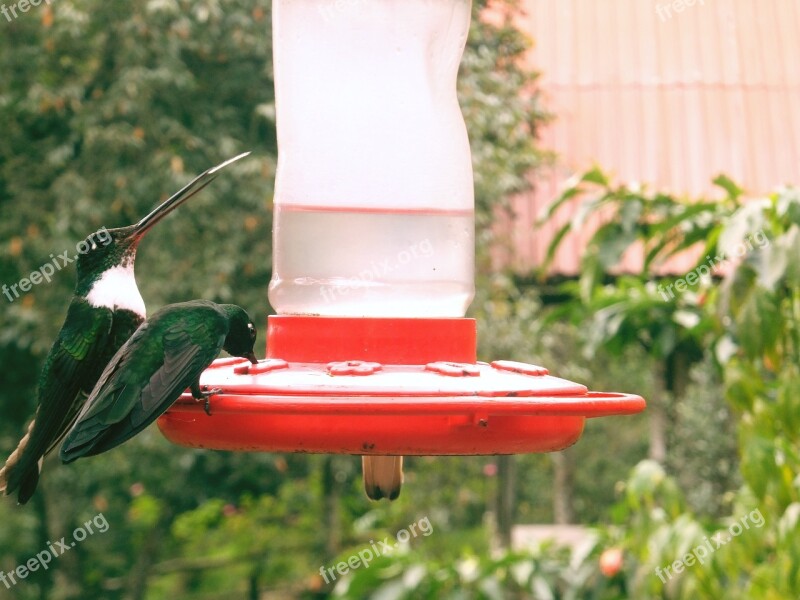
[735,289,782,359]
[540,222,573,273]
[580,166,609,186]
[592,222,637,270]
[713,173,744,200]
[537,184,582,225]
[755,238,789,291]
[718,200,770,259]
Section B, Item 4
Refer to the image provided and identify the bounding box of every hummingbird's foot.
[194,386,223,416]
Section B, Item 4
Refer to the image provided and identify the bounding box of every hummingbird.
[60,300,258,462]
[363,456,403,501]
[0,153,248,504]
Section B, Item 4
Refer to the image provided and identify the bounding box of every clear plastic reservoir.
[269,0,475,317]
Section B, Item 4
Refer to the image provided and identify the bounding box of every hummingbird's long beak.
[131,151,251,239]
[246,352,258,364]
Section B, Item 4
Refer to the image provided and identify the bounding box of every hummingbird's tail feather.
[1,418,42,504]
[362,455,404,501]
[1,418,36,486]
[17,459,43,505]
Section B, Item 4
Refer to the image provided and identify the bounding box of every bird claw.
[195,386,223,416]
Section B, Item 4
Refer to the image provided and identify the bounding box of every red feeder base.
[157,316,645,455]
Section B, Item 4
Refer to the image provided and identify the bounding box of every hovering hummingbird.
[0,153,248,504]
[60,300,257,462]
[363,456,403,501]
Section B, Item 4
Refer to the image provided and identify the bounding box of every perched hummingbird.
[0,153,248,504]
[60,300,257,462]
[363,456,403,501]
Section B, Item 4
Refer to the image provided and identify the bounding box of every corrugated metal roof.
[501,0,800,275]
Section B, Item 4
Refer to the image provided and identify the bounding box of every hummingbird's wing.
[1,300,113,500]
[60,314,226,462]
[40,304,136,458]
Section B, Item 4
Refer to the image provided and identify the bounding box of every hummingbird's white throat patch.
[86,265,146,317]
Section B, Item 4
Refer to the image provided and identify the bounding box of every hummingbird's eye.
[248,323,256,339]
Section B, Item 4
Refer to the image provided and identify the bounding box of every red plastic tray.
[157,356,645,455]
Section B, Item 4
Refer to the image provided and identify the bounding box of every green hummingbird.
[59,300,257,462]
[0,153,248,504]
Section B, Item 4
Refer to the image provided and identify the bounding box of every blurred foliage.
[0,0,567,599]
[4,0,794,597]
[342,180,798,598]
[536,171,745,518]
[458,0,552,252]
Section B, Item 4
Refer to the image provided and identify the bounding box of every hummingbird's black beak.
[246,352,258,364]
[131,151,251,240]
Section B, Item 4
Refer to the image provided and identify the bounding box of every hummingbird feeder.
[157,0,644,464]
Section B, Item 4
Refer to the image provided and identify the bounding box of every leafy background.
[1,1,797,599]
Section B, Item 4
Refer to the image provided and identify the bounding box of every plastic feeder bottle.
[157,0,645,459]
[268,0,475,318]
